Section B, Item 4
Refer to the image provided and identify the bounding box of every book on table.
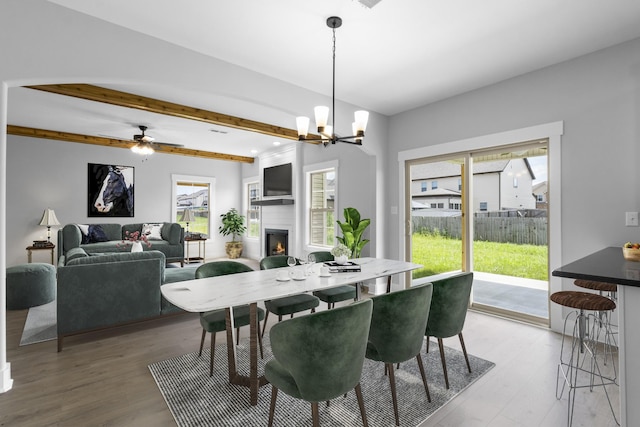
[324,261,362,273]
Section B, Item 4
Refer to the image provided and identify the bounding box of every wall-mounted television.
[263,163,293,197]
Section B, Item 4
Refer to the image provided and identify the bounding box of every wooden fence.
[412,215,548,245]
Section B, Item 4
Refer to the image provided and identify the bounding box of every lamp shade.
[180,209,196,222]
[39,208,60,226]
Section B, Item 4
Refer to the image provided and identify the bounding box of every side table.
[26,243,55,265]
[184,236,206,264]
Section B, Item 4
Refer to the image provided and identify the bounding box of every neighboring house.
[176,188,208,208]
[411,158,536,213]
[533,181,548,210]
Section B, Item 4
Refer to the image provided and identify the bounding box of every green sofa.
[56,249,196,351]
[58,222,185,266]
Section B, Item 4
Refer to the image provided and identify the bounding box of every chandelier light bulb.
[296,116,310,140]
[314,106,329,132]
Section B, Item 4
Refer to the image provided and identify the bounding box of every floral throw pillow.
[142,223,164,240]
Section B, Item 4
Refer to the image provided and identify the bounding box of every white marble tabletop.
[161,257,423,312]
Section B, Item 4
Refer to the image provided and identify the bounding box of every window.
[176,181,210,236]
[309,168,336,247]
[479,201,488,211]
[246,181,260,238]
[431,181,438,190]
[437,203,444,209]
[458,178,462,191]
[537,194,544,202]
[421,182,427,192]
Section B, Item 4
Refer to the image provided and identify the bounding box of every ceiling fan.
[130,125,183,155]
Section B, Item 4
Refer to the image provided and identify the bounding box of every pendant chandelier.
[296,16,369,146]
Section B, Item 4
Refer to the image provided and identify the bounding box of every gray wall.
[387,36,640,267]
[6,135,243,266]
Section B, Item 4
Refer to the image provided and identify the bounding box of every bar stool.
[550,290,619,426]
[573,280,618,381]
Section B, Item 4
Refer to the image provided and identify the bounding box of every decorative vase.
[225,241,244,259]
[131,241,143,253]
[335,255,348,265]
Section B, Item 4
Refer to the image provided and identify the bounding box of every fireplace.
[265,228,289,256]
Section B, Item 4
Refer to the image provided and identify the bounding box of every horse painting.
[88,164,134,217]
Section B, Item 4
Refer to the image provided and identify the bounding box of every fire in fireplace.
[265,228,289,256]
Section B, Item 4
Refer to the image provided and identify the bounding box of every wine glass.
[307,253,316,275]
[287,256,297,269]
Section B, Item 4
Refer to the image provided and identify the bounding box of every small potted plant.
[330,243,352,265]
[219,208,246,259]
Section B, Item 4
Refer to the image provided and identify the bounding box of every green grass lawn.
[412,233,548,281]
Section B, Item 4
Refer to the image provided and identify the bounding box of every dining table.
[552,246,640,427]
[161,257,423,406]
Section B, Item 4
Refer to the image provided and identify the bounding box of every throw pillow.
[87,224,109,243]
[77,224,90,244]
[142,223,163,240]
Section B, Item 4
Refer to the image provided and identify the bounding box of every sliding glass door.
[407,141,549,325]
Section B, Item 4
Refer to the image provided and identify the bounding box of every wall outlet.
[626,212,639,227]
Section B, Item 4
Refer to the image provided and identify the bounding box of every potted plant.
[219,208,246,259]
[336,207,370,259]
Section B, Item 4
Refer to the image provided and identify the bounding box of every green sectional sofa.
[58,222,185,265]
[56,249,196,351]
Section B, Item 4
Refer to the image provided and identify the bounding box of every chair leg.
[311,402,320,427]
[268,385,278,427]
[415,354,431,402]
[198,329,206,356]
[426,336,430,353]
[261,311,270,338]
[355,382,369,427]
[459,332,472,373]
[437,337,450,389]
[210,332,216,377]
[386,363,400,426]
[236,327,240,345]
[258,320,264,359]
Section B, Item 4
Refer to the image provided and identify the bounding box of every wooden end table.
[184,236,206,264]
[27,243,55,265]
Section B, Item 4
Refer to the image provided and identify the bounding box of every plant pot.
[334,255,348,265]
[225,241,243,259]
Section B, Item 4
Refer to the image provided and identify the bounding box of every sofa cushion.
[65,247,88,263]
[66,250,166,280]
[142,223,164,240]
[161,223,182,245]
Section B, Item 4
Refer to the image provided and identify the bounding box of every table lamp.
[180,209,196,234]
[39,208,60,242]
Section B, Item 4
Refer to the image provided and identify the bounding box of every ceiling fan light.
[314,106,329,132]
[296,116,310,140]
[131,143,154,155]
[353,110,369,136]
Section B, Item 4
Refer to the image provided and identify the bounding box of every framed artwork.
[88,163,135,217]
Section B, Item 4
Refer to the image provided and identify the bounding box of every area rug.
[20,300,57,346]
[149,336,494,426]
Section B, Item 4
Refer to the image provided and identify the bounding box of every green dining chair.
[259,255,320,338]
[366,283,433,426]
[425,272,474,389]
[195,261,265,376]
[310,251,357,309]
[265,298,373,427]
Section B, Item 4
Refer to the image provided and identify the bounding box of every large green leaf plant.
[336,207,370,258]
